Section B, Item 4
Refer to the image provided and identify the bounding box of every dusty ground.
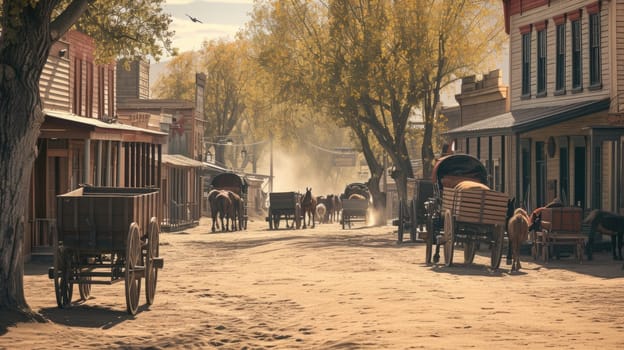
[1,216,623,349]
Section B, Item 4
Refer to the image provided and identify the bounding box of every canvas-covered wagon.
[266,191,302,230]
[211,172,249,230]
[425,154,507,268]
[340,183,371,229]
[49,186,163,315]
[393,178,434,242]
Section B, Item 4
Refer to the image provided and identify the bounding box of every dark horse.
[584,209,624,260]
[301,187,316,229]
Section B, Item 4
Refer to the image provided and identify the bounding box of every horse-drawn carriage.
[340,183,371,229]
[211,172,248,230]
[266,191,302,230]
[49,186,163,315]
[394,178,434,242]
[424,154,508,268]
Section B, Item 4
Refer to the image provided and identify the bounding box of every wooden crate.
[442,187,508,225]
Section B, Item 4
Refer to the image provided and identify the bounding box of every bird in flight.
[186,14,203,23]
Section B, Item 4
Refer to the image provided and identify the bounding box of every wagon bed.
[50,186,163,315]
[266,191,301,229]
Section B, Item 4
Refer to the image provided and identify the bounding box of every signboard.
[333,152,356,167]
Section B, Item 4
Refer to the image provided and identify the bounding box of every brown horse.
[301,187,316,229]
[209,190,233,232]
[584,209,624,260]
[507,207,530,272]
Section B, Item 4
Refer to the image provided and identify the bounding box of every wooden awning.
[40,109,168,144]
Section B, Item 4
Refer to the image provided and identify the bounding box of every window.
[556,23,566,92]
[98,66,105,118]
[571,19,582,91]
[86,62,93,118]
[73,58,83,115]
[522,32,531,97]
[537,29,547,96]
[589,13,601,88]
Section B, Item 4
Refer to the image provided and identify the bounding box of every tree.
[151,51,198,101]
[245,0,505,210]
[0,0,174,318]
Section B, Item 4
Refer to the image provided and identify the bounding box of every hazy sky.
[163,0,254,55]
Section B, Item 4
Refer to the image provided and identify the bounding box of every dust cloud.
[264,148,362,197]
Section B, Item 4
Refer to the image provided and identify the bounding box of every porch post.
[83,139,91,185]
[95,140,102,186]
[106,140,112,186]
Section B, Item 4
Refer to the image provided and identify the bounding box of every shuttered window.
[537,29,547,96]
[555,23,566,92]
[522,33,531,97]
[571,19,582,90]
[589,13,601,88]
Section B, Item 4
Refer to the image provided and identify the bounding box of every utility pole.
[269,132,274,193]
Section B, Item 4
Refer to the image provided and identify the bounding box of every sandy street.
[1,216,623,349]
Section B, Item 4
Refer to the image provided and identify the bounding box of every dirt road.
[2,217,623,349]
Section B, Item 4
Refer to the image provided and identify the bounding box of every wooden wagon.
[48,186,163,315]
[211,172,248,230]
[532,207,585,262]
[394,178,434,242]
[425,154,507,268]
[340,183,370,229]
[266,191,302,230]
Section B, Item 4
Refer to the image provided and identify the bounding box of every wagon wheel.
[464,241,477,265]
[125,223,143,315]
[425,214,433,265]
[54,247,73,308]
[397,201,405,242]
[145,217,160,306]
[443,210,455,267]
[295,205,302,229]
[490,225,504,269]
[409,199,418,242]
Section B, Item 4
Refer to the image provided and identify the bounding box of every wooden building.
[117,69,209,230]
[27,31,166,261]
[445,0,623,213]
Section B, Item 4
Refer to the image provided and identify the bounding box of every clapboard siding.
[40,41,70,111]
[509,0,611,109]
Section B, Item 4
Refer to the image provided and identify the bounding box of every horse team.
[208,189,245,232]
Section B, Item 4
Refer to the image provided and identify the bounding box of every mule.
[301,187,317,229]
[507,207,530,272]
[584,209,624,260]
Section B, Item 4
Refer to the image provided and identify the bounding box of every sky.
[162,0,254,55]
[156,0,509,107]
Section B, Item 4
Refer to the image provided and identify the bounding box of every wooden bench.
[533,207,585,262]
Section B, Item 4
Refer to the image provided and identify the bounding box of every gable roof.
[444,98,610,138]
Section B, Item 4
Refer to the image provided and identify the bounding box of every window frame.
[555,23,566,94]
[589,12,602,89]
[537,29,547,97]
[571,19,582,92]
[521,32,532,98]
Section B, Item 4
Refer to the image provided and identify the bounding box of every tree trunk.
[0,4,55,316]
